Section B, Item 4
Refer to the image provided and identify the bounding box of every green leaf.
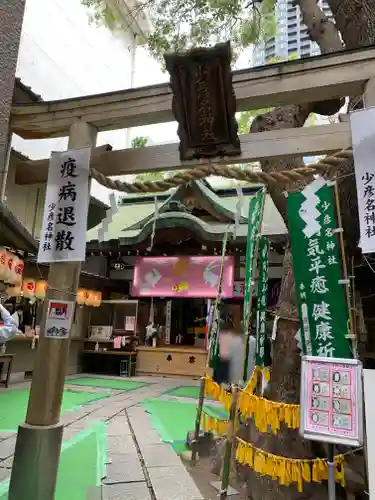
[131,136,149,148]
[81,0,277,65]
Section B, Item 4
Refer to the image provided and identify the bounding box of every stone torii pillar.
[9,120,98,500]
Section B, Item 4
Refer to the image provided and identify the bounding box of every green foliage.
[237,108,272,134]
[81,0,277,64]
[81,0,122,30]
[130,136,164,182]
[148,0,277,63]
[135,171,165,182]
[131,136,149,148]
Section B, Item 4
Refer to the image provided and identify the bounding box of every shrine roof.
[86,180,287,247]
[13,78,43,104]
[0,201,38,254]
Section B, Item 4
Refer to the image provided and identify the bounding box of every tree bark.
[296,0,342,52]
[239,1,367,498]
[327,0,375,49]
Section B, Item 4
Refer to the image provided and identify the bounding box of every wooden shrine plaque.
[164,41,241,161]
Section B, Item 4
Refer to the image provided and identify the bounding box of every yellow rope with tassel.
[201,411,230,436]
[236,437,347,493]
[205,367,300,433]
[238,390,300,433]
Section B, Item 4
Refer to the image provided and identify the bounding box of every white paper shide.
[350,108,375,254]
[37,148,91,263]
[165,300,172,344]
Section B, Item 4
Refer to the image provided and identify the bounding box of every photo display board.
[300,356,363,447]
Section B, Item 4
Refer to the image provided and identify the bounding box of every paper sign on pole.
[165,300,172,344]
[350,107,375,254]
[243,188,265,329]
[45,300,75,339]
[37,147,91,263]
[255,236,269,366]
[300,356,363,447]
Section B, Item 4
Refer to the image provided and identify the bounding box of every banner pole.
[333,181,357,357]
[327,443,336,500]
[191,230,230,464]
[219,385,239,500]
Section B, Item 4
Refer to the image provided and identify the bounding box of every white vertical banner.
[350,108,375,254]
[165,300,172,344]
[37,147,91,263]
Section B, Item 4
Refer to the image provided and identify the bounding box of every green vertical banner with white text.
[243,188,265,330]
[255,236,269,366]
[287,178,352,359]
[243,188,265,380]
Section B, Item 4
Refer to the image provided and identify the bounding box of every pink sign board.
[300,357,363,446]
[132,256,235,298]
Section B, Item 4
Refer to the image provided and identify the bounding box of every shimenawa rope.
[89,147,353,194]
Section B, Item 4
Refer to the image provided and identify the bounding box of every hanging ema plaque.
[164,41,241,161]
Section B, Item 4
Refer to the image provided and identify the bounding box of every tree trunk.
[239,1,369,498]
[327,0,375,49]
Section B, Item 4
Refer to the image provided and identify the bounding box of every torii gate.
[8,45,375,499]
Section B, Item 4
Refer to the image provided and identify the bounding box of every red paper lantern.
[5,252,15,284]
[22,278,36,299]
[35,280,48,300]
[0,247,8,281]
[76,288,88,306]
[14,257,24,286]
[93,291,102,307]
[85,290,96,307]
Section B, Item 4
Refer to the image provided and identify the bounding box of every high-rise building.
[252,0,332,66]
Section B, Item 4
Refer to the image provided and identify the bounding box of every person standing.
[0,303,19,344]
[228,327,245,384]
[213,317,234,386]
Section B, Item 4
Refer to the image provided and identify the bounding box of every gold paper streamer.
[235,438,346,493]
[204,368,300,433]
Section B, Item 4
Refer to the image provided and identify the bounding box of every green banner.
[242,188,265,381]
[287,180,352,359]
[243,188,265,330]
[255,236,269,366]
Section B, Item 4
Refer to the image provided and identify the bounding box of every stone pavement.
[0,375,204,499]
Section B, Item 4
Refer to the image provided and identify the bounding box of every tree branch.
[295,0,343,53]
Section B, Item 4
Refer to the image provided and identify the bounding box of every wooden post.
[333,182,357,356]
[9,120,97,500]
[191,376,206,464]
[219,385,239,500]
[191,230,229,464]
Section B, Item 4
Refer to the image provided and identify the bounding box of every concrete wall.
[0,1,26,199]
[5,161,45,238]
[5,339,83,382]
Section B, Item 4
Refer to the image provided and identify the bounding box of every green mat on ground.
[0,389,109,433]
[0,423,107,499]
[67,377,150,391]
[142,398,229,454]
[163,385,213,400]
